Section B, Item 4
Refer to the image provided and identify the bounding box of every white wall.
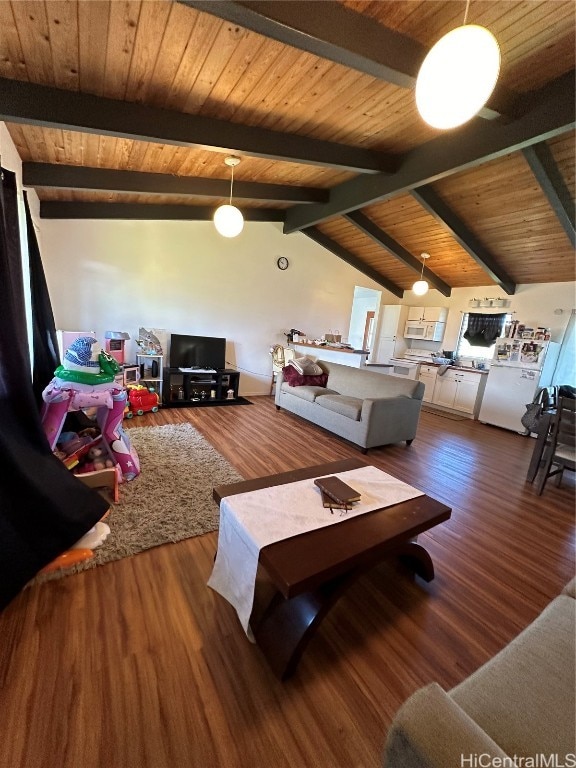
[39,218,576,395]
[40,218,386,395]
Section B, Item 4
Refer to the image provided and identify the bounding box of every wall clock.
[277,257,289,271]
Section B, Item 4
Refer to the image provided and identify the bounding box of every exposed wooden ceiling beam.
[182,1,515,120]
[344,211,452,297]
[301,226,404,298]
[23,163,327,205]
[283,71,576,234]
[410,187,516,295]
[0,77,392,175]
[39,202,286,222]
[521,143,576,248]
[181,0,424,88]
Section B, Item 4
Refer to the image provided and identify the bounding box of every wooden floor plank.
[0,396,573,768]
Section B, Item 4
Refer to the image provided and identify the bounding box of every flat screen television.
[169,334,226,370]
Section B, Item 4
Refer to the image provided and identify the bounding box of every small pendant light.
[412,253,430,296]
[214,156,244,238]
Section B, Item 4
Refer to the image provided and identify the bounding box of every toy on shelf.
[42,336,141,482]
[124,384,160,418]
[135,327,163,355]
[104,331,130,364]
[77,443,115,473]
[55,430,104,471]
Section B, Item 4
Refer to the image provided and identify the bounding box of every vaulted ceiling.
[0,0,574,297]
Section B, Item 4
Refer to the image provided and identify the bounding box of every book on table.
[314,475,361,506]
[318,488,352,511]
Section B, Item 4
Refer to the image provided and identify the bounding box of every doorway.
[348,286,381,351]
[362,311,375,351]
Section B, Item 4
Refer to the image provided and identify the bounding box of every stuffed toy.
[78,445,115,473]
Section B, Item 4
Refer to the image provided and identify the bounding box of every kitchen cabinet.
[370,304,408,363]
[432,369,487,416]
[407,306,448,322]
[419,364,438,403]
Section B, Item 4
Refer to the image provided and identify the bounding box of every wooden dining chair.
[536,396,576,495]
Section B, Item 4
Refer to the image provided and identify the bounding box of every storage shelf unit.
[137,354,164,399]
[163,368,240,407]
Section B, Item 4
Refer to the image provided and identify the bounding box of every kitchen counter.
[430,363,489,375]
[291,341,369,368]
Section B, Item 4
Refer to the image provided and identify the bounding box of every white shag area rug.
[36,423,244,581]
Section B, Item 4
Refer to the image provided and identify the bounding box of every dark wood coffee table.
[213,458,451,679]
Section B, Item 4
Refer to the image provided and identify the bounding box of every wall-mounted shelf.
[468,298,510,309]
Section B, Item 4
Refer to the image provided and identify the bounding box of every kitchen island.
[291,341,369,368]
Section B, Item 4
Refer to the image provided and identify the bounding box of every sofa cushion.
[282,365,329,388]
[315,394,363,420]
[317,361,424,401]
[450,594,576,759]
[280,382,338,403]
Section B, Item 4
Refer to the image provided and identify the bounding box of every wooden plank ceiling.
[0,0,574,295]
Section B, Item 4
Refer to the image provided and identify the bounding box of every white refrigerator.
[478,339,560,432]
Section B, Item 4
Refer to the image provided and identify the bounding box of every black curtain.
[26,192,60,407]
[463,313,507,347]
[0,168,108,612]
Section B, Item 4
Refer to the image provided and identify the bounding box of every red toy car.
[125,385,160,418]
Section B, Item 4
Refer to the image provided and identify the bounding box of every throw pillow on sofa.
[288,356,324,375]
[281,365,329,388]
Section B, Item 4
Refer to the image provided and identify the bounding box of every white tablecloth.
[207,466,423,640]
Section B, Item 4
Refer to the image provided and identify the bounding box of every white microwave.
[404,320,445,341]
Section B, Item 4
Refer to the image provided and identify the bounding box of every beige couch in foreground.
[383,578,576,767]
[275,360,424,452]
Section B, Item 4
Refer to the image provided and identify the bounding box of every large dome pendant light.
[412,252,430,296]
[415,0,500,130]
[214,156,244,238]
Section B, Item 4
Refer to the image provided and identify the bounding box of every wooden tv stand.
[163,368,240,407]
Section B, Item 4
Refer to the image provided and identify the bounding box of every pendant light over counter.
[415,0,500,130]
[213,156,244,238]
[412,252,430,296]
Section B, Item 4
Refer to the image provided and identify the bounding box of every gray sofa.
[382,578,576,767]
[275,360,424,452]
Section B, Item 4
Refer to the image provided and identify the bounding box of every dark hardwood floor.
[0,396,574,768]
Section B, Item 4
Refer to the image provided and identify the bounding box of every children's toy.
[136,327,163,355]
[104,331,130,364]
[98,389,140,481]
[79,444,115,472]
[54,335,119,385]
[40,548,94,574]
[72,521,111,550]
[42,336,141,482]
[125,385,160,418]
